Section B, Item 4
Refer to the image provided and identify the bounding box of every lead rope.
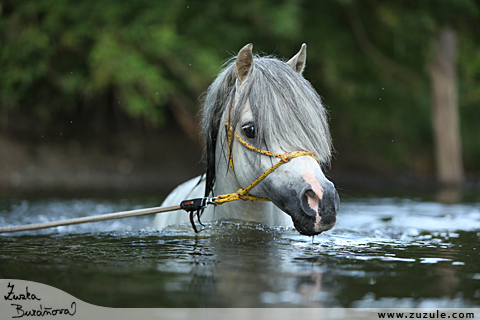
[0,205,182,234]
[0,199,218,234]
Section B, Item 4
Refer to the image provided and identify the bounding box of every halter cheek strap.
[215,121,320,205]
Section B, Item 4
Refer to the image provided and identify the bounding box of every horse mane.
[201,54,332,198]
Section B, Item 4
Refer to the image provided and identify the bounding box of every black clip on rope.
[180,198,217,233]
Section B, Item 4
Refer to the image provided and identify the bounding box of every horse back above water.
[153,43,339,236]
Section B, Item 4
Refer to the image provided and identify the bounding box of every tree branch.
[346,8,420,84]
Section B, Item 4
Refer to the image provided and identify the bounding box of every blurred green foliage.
[0,0,479,174]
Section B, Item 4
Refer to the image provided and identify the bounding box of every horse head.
[203,43,339,236]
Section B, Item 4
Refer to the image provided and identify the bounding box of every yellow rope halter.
[214,121,320,205]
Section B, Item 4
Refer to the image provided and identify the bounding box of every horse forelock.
[201,54,332,197]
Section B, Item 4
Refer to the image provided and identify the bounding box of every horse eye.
[242,124,255,139]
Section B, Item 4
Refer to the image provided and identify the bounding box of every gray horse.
[154,44,339,236]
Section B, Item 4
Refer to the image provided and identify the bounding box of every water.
[0,195,479,308]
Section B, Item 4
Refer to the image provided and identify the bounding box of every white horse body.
[153,43,339,235]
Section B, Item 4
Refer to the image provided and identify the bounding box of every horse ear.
[236,43,254,84]
[287,43,307,74]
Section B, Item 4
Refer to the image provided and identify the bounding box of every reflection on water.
[0,196,479,307]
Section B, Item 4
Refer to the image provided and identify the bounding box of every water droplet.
[187,5,189,8]
[71,72,73,74]
[156,92,158,94]
[382,87,385,90]
[379,98,382,100]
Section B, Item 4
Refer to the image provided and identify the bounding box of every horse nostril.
[301,188,319,217]
[305,189,316,199]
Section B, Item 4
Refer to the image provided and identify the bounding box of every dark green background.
[1,0,479,183]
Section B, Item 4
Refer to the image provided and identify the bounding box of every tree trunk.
[429,27,464,188]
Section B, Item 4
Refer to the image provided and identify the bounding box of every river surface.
[0,194,479,308]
